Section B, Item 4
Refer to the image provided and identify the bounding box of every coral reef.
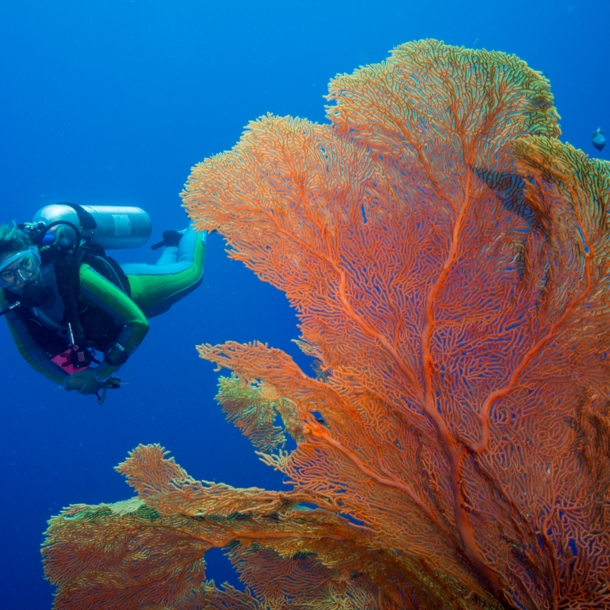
[43,40,610,609]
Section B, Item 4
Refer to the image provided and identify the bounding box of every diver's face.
[0,249,43,295]
[11,267,43,295]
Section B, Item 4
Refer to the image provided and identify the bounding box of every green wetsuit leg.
[121,228,205,318]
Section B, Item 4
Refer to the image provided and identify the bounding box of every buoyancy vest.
[6,245,132,356]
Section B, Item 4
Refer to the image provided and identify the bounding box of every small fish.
[592,127,605,152]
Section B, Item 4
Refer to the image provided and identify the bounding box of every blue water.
[0,1,607,607]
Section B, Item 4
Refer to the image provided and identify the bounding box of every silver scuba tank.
[33,204,152,250]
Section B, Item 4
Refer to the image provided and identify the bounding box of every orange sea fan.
[183,39,610,607]
[44,39,610,609]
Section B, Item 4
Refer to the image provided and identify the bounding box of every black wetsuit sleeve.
[1,292,69,384]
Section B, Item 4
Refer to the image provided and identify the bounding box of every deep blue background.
[0,1,607,607]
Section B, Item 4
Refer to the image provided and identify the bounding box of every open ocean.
[0,1,607,607]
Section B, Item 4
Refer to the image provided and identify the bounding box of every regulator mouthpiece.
[21,283,52,308]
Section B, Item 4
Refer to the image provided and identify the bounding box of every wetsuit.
[0,228,205,386]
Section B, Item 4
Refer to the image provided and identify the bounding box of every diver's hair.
[0,222,32,257]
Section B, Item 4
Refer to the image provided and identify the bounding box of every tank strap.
[56,202,97,232]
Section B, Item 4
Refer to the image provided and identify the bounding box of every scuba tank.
[32,203,152,250]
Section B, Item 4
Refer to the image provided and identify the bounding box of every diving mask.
[0,246,42,289]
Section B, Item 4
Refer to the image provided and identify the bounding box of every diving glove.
[65,369,105,396]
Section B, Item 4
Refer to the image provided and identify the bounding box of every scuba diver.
[0,203,205,403]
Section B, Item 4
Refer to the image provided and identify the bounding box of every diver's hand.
[65,369,104,395]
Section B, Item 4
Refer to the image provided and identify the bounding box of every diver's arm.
[78,264,149,382]
[1,297,70,385]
